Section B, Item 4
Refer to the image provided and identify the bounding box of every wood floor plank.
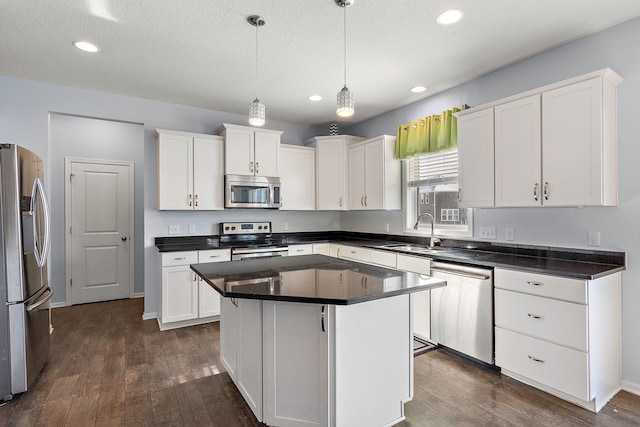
[3,298,639,427]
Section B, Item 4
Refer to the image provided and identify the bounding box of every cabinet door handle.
[193,273,197,282]
[336,248,341,258]
[194,194,198,207]
[321,305,326,332]
[255,162,259,174]
[174,257,186,260]
[361,196,364,207]
[527,313,544,320]
[188,194,193,207]
[209,255,220,259]
[528,355,545,363]
[364,196,367,207]
[457,188,462,202]
[339,196,343,207]
[249,161,254,173]
[527,280,543,287]
[543,182,550,201]
[533,183,539,201]
[296,249,305,252]
[231,298,238,307]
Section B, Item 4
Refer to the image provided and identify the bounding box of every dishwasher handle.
[430,266,491,281]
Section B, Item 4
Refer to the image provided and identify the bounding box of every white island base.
[220,293,414,427]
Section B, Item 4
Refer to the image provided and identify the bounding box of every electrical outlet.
[168,225,180,235]
[479,226,497,239]
[505,228,514,241]
[588,230,601,246]
[384,223,390,232]
[188,224,196,234]
[283,222,289,231]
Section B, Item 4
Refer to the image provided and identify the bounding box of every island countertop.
[191,254,446,305]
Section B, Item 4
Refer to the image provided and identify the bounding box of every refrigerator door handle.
[26,288,53,312]
[31,178,51,268]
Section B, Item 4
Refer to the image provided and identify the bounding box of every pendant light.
[248,15,266,126]
[336,0,355,118]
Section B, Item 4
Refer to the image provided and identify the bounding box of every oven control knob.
[224,226,229,231]
[231,226,236,230]
[258,226,262,230]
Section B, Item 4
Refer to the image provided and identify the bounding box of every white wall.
[342,17,640,385]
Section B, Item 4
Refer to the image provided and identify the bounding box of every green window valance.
[395,105,468,160]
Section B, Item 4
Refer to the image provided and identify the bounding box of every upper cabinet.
[218,123,283,177]
[347,135,401,210]
[280,145,316,210]
[155,129,224,210]
[306,135,364,210]
[458,108,495,208]
[457,68,622,208]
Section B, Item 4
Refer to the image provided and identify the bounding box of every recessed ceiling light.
[436,9,464,25]
[411,86,427,93]
[73,41,99,53]
[308,95,322,101]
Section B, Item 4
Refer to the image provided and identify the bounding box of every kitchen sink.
[377,243,452,255]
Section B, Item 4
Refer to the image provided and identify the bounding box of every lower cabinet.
[494,268,621,412]
[221,295,413,427]
[159,249,230,330]
[397,254,433,342]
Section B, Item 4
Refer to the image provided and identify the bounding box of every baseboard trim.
[50,301,66,309]
[142,312,158,320]
[134,292,144,298]
[621,380,640,396]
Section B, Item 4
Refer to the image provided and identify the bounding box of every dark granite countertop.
[191,255,446,305]
[157,231,625,280]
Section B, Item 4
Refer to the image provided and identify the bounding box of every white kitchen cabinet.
[457,108,495,208]
[288,244,314,256]
[159,249,230,330]
[541,75,619,206]
[263,301,329,427]
[348,135,401,210]
[457,68,622,208]
[155,129,224,210]
[494,95,542,207]
[280,145,315,210]
[306,135,364,210]
[219,123,283,177]
[220,297,263,420]
[396,254,432,342]
[494,268,621,412]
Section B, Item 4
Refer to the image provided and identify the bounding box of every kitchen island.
[191,255,446,427]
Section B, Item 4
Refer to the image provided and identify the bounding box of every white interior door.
[68,160,133,305]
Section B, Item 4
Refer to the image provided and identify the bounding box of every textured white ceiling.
[2,1,639,126]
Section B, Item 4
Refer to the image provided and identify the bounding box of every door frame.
[64,157,135,306]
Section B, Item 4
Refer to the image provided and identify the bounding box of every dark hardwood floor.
[1,298,638,426]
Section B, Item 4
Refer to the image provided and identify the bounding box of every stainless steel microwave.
[225,175,282,209]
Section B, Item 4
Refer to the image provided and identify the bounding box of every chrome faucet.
[413,213,441,248]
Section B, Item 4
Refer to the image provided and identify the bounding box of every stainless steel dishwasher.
[430,261,494,364]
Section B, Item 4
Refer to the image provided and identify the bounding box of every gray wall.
[0,77,327,316]
[342,17,640,386]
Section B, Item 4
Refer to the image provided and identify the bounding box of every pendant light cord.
[255,23,259,99]
[343,3,347,87]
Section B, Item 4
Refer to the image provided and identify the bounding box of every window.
[404,149,472,237]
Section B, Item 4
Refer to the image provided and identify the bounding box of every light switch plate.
[588,230,601,246]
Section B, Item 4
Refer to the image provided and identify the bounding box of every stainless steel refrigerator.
[0,144,52,402]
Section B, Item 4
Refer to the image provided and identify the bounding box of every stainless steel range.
[220,222,288,260]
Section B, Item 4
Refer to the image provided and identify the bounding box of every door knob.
[121,236,127,241]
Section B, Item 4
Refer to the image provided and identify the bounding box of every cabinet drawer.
[312,243,330,256]
[288,244,314,256]
[162,251,198,267]
[495,268,587,304]
[198,249,231,263]
[340,245,370,263]
[396,254,431,275]
[495,289,588,351]
[369,249,397,268]
[495,327,589,401]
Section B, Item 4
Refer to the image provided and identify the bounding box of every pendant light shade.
[336,86,354,117]
[336,0,355,118]
[248,15,266,126]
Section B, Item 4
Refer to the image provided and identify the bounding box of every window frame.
[402,155,473,239]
